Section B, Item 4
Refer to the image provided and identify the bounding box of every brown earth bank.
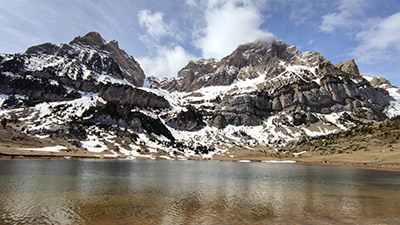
[1,118,400,172]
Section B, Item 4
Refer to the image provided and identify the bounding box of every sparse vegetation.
[1,119,7,128]
[293,112,307,126]
[82,102,175,141]
[163,140,215,155]
[293,116,400,157]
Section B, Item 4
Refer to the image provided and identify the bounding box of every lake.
[0,159,399,224]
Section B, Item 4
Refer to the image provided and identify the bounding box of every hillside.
[288,116,400,171]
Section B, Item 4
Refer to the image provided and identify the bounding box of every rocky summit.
[1,32,399,160]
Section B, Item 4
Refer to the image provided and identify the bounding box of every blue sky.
[1,0,399,86]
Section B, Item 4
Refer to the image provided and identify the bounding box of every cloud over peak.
[194,1,274,59]
[137,45,195,78]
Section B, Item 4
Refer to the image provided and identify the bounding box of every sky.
[0,0,399,86]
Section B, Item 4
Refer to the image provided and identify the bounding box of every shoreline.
[1,151,399,173]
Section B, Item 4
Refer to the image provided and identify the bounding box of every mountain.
[0,32,399,161]
[26,31,145,87]
[159,41,390,129]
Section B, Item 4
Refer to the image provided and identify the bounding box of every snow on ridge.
[362,75,374,82]
[384,87,400,118]
[0,94,9,106]
[96,73,135,87]
[362,75,400,118]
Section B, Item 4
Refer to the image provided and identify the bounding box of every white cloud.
[137,45,196,78]
[318,0,400,65]
[185,0,197,7]
[352,12,400,63]
[138,10,170,39]
[194,0,274,59]
[137,9,191,77]
[320,0,366,33]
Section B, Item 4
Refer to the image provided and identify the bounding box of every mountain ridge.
[0,31,399,162]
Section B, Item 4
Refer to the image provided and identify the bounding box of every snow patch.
[18,145,67,152]
[384,87,400,118]
[81,135,108,153]
[261,160,296,163]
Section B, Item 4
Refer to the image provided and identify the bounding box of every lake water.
[0,160,399,224]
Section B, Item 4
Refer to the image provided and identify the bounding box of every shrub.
[1,119,7,128]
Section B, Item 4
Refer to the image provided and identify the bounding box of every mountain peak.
[336,58,360,76]
[69,31,106,47]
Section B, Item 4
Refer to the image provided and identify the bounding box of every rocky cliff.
[159,40,392,129]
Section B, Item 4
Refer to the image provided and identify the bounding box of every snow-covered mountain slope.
[362,75,400,118]
[1,32,400,160]
[25,31,145,87]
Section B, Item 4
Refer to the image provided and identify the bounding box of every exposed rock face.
[368,76,398,91]
[208,74,390,128]
[156,40,393,128]
[84,102,175,140]
[166,106,206,131]
[173,59,219,92]
[103,40,145,86]
[69,31,105,47]
[26,43,60,55]
[98,85,170,109]
[163,40,329,92]
[0,73,80,104]
[336,59,360,76]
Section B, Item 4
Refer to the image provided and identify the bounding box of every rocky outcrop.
[166,106,206,131]
[0,73,80,104]
[26,43,60,55]
[84,102,174,140]
[69,31,106,47]
[70,32,145,87]
[170,59,218,92]
[368,76,398,91]
[98,85,170,109]
[336,59,360,76]
[210,74,391,128]
[210,94,270,128]
[103,40,145,87]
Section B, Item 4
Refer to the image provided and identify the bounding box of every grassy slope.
[287,117,400,171]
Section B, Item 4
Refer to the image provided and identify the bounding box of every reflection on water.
[0,160,399,224]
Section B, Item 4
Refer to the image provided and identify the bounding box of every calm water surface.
[0,159,399,224]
